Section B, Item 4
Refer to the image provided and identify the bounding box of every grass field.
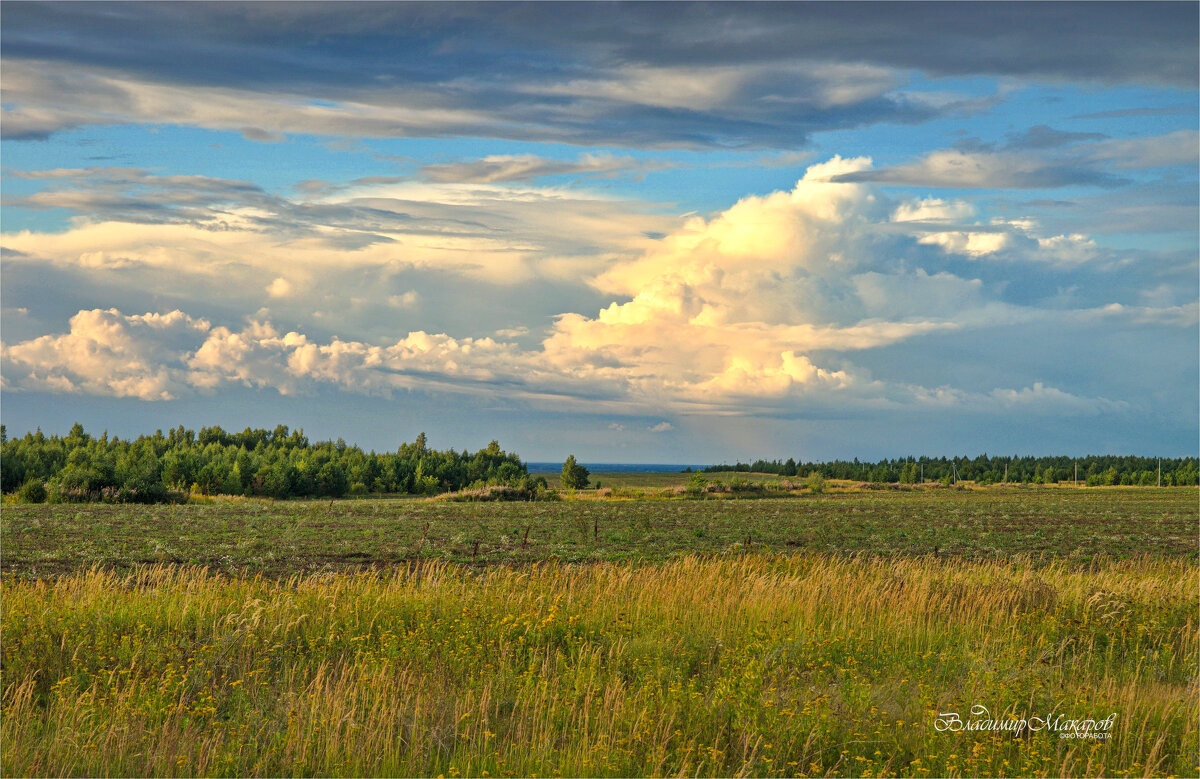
[1,487,1194,578]
[540,471,788,490]
[2,485,1197,777]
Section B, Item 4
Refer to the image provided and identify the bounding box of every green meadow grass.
[1,488,1195,577]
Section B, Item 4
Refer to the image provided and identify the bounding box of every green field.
[2,485,1197,777]
[540,470,790,490]
[1,486,1194,578]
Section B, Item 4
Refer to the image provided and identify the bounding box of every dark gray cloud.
[3,2,1195,147]
[0,55,956,148]
[4,2,1195,87]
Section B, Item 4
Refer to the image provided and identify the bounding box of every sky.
[1,1,1197,463]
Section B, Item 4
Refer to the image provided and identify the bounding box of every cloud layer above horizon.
[2,2,1196,459]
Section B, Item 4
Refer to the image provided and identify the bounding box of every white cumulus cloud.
[1,308,210,400]
[2,157,1182,418]
[266,277,294,298]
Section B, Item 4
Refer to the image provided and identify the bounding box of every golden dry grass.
[2,554,1196,777]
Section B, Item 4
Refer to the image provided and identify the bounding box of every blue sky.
[2,2,1197,462]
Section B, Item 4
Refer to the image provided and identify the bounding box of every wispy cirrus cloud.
[830,148,1128,189]
[1069,105,1194,120]
[830,130,1198,189]
[419,153,674,184]
[1,168,677,287]
[1002,125,1107,150]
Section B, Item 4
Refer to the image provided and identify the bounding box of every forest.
[701,453,1200,486]
[0,424,534,503]
[4,423,1197,505]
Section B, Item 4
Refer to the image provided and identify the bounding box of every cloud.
[8,3,1191,147]
[1070,105,1194,120]
[1080,301,1200,328]
[1082,130,1200,170]
[1,169,678,294]
[1,308,210,400]
[3,157,1190,418]
[1029,181,1200,237]
[239,127,287,143]
[830,130,1197,189]
[266,277,293,298]
[2,308,540,402]
[531,157,985,405]
[887,194,1154,267]
[988,382,1128,415]
[831,148,1127,189]
[903,380,1129,417]
[0,305,854,407]
[2,168,277,230]
[387,291,420,309]
[0,55,954,150]
[891,197,977,224]
[420,153,672,184]
[4,4,1193,90]
[1003,125,1107,150]
[1,305,1141,421]
[0,58,500,142]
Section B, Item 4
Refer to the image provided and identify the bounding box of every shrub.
[17,479,46,504]
[439,484,558,502]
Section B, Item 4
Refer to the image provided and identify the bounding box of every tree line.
[1,423,537,503]
[699,454,1199,486]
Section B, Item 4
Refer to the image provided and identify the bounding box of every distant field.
[2,486,1195,578]
[542,470,787,489]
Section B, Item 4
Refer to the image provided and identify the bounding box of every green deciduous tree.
[561,455,590,490]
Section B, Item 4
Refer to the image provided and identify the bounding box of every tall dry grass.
[2,554,1196,777]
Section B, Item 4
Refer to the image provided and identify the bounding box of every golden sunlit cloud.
[2,158,1157,417]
